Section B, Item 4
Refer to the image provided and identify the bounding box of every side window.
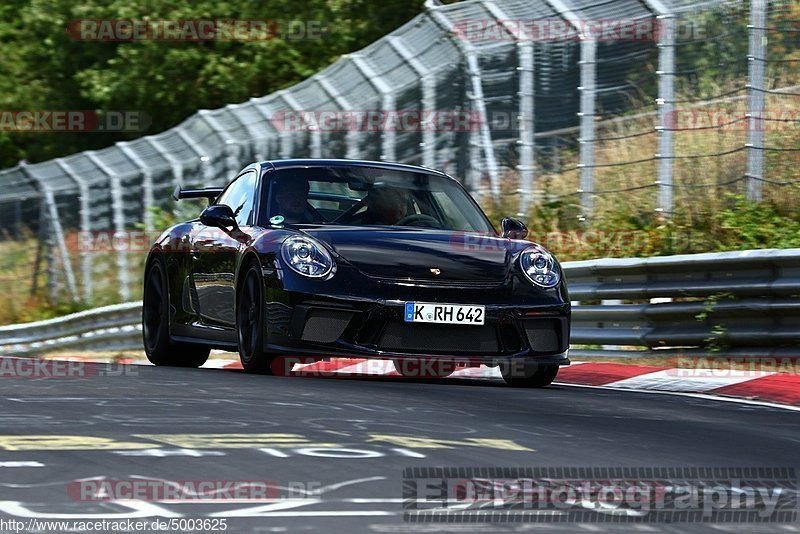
[216,171,257,226]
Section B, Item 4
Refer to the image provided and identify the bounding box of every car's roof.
[258,159,453,180]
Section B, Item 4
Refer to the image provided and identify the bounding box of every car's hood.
[299,225,528,282]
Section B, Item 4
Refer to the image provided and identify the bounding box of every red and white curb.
[35,355,800,409]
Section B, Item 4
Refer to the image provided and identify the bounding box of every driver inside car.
[272,178,324,224]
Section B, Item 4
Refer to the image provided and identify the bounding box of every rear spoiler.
[172,185,224,201]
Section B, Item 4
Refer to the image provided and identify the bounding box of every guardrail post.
[746,0,766,201]
[600,299,622,351]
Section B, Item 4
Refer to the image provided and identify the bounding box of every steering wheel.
[333,199,367,224]
[395,213,443,228]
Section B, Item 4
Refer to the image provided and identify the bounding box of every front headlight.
[519,246,560,288]
[281,236,335,279]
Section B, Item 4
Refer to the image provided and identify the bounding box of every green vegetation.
[0,0,428,168]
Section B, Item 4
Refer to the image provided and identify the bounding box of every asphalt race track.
[0,361,798,533]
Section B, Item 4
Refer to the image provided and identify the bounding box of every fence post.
[42,200,58,303]
[117,142,155,232]
[641,0,676,218]
[578,39,597,223]
[517,41,535,217]
[481,1,537,215]
[227,103,269,162]
[86,152,131,302]
[223,140,242,180]
[655,15,675,217]
[200,111,242,179]
[386,36,437,168]
[147,138,183,190]
[316,75,361,159]
[22,163,78,303]
[55,158,93,302]
[543,0,597,222]
[14,201,22,239]
[426,3,500,201]
[746,0,766,201]
[281,92,319,159]
[351,54,396,162]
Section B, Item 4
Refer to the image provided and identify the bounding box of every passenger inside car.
[272,178,324,223]
[349,187,408,226]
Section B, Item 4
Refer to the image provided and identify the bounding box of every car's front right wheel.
[501,361,559,387]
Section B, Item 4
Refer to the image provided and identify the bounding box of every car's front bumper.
[262,269,571,366]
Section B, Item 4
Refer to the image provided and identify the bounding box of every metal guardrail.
[0,302,143,356]
[1,249,799,359]
[568,248,800,359]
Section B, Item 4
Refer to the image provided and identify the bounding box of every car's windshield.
[260,166,495,233]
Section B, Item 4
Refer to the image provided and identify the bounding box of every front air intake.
[378,321,499,354]
[300,310,353,343]
[523,318,563,353]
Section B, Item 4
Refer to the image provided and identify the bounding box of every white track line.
[555,382,800,413]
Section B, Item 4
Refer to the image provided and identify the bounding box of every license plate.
[404,302,485,325]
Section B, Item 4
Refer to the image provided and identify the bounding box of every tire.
[142,256,210,367]
[501,361,559,388]
[236,261,278,374]
[393,358,456,378]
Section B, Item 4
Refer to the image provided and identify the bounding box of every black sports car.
[142,159,570,386]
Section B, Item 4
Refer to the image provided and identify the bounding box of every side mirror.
[501,217,528,240]
[200,204,237,229]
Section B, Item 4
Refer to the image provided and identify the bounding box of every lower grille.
[378,321,499,354]
[301,310,353,343]
[523,318,563,353]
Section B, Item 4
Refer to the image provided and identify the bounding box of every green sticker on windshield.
[269,215,285,225]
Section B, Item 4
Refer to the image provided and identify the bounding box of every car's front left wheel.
[236,261,280,374]
[142,256,210,367]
